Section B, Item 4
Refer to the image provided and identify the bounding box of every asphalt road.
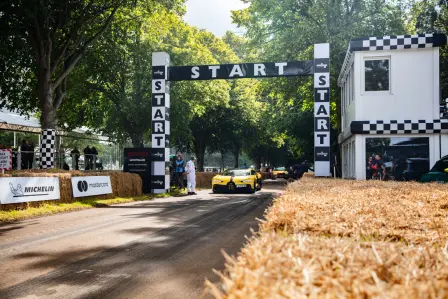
[0,180,285,299]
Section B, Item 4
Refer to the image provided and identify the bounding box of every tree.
[0,0,126,129]
[60,5,177,147]
[0,0,185,168]
[231,0,409,163]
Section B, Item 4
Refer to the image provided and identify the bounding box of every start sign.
[151,43,332,193]
[0,149,12,171]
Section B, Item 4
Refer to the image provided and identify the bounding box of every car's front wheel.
[250,180,256,193]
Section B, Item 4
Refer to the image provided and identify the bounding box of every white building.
[338,33,448,180]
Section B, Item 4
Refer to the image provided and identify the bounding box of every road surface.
[0,180,285,299]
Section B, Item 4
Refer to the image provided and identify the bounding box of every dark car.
[402,158,430,181]
[420,155,448,183]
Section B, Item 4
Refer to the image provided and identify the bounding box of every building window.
[364,59,390,92]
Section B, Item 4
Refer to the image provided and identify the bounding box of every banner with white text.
[0,149,12,170]
[168,61,314,81]
[0,177,60,204]
[71,176,113,198]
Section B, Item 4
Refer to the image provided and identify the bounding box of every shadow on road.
[0,181,287,299]
[0,191,277,299]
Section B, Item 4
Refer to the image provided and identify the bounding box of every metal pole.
[13,132,16,148]
[334,155,337,178]
[17,152,21,170]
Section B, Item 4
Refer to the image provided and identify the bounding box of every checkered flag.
[40,129,56,169]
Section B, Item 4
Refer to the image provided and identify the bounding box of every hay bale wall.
[208,176,448,298]
[196,172,217,189]
[0,170,142,211]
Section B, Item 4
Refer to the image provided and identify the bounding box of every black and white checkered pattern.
[152,53,170,193]
[351,119,448,134]
[350,33,447,52]
[40,129,56,169]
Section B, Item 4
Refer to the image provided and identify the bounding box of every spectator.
[366,156,373,179]
[71,147,80,170]
[83,145,91,170]
[174,154,185,189]
[242,163,248,169]
[298,160,311,179]
[91,147,99,170]
[20,140,30,169]
[27,139,35,169]
[371,154,386,179]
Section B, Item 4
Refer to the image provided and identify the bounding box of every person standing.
[83,145,91,170]
[20,140,29,169]
[185,156,196,195]
[298,160,310,179]
[91,147,99,170]
[371,154,386,180]
[27,139,35,169]
[366,156,373,179]
[175,154,185,189]
[71,147,80,170]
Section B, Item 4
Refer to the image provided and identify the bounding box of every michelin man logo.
[9,182,24,196]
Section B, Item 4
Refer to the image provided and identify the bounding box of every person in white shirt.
[185,157,197,195]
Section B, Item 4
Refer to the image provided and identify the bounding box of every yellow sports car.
[212,168,262,193]
[272,167,288,179]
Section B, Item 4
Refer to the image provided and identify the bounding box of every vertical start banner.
[313,44,331,176]
[151,53,171,194]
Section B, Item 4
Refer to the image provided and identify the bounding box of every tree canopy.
[1,0,446,170]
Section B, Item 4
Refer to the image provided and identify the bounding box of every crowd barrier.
[9,151,120,171]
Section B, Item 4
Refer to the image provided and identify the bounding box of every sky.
[184,0,249,37]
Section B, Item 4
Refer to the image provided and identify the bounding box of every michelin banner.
[0,177,60,204]
[72,176,112,198]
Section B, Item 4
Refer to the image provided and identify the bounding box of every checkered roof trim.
[338,33,446,86]
[350,33,447,52]
[351,119,448,135]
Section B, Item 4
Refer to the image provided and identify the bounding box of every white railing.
[11,151,122,171]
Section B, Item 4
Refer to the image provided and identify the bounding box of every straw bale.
[263,177,448,246]
[210,233,448,298]
[0,170,142,211]
[207,177,448,298]
[196,172,217,189]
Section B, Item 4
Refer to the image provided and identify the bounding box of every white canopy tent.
[0,108,109,144]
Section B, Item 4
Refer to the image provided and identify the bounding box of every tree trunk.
[233,150,239,168]
[131,133,144,148]
[194,136,206,172]
[38,67,57,130]
[255,157,262,171]
[37,64,58,169]
[220,150,225,172]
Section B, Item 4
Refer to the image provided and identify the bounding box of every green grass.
[0,189,186,222]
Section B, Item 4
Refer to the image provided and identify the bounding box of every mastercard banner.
[71,176,112,198]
